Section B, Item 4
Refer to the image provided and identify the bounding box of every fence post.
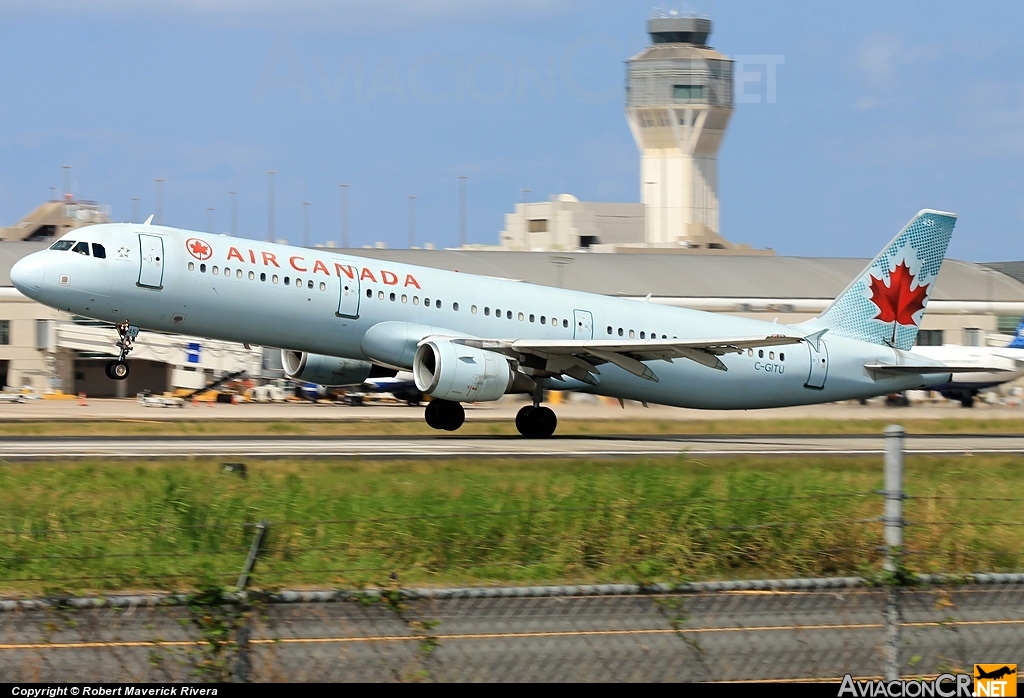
[883,425,905,681]
[234,519,269,683]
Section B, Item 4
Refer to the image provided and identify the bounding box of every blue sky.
[2,0,1022,262]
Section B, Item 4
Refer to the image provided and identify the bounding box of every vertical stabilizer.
[1008,316,1024,349]
[808,210,957,350]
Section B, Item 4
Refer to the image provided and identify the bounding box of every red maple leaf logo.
[186,238,212,260]
[868,260,929,326]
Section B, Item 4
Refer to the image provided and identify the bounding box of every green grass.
[0,455,1020,597]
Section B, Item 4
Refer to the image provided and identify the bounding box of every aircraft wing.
[452,334,805,384]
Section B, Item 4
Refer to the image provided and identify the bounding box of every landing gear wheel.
[516,404,557,438]
[109,360,130,381]
[424,399,466,431]
[425,399,444,430]
[961,394,975,408]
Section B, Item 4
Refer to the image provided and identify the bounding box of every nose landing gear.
[105,321,139,381]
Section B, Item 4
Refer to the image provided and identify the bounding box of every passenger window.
[213,266,219,275]
[273,275,279,284]
[629,329,635,338]
[507,311,513,320]
[284,277,290,286]
[378,291,384,300]
[562,319,568,328]
[260,273,266,282]
[435,300,441,309]
[188,262,195,271]
[471,305,477,314]
[454,302,460,311]
[758,350,764,358]
[413,296,420,305]
[424,298,430,307]
[390,292,396,301]
[308,280,314,289]
[402,294,408,303]
[225,268,231,276]
[72,241,90,255]
[365,288,371,297]
[780,353,786,361]
[485,307,491,316]
[92,244,106,259]
[248,271,255,280]
[201,264,207,273]
[518,312,524,321]
[640,332,645,339]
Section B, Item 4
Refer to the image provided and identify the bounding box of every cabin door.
[573,309,594,340]
[337,268,361,319]
[804,338,829,389]
[138,234,164,289]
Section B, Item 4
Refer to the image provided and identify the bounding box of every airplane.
[9,208,992,438]
[911,321,1024,406]
[975,666,1017,681]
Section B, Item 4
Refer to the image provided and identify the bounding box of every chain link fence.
[2,427,1023,682]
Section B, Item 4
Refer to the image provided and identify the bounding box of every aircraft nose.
[10,254,45,297]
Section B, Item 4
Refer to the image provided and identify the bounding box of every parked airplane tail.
[1008,316,1024,349]
[808,210,957,351]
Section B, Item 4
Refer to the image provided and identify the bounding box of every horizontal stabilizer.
[864,362,1014,375]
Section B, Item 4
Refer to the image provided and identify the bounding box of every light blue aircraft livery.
[11,209,982,437]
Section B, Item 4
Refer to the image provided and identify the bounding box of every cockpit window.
[92,243,106,259]
[50,240,75,251]
[72,241,90,255]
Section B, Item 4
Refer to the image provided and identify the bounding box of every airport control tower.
[626,13,733,247]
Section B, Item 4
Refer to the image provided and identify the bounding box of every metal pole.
[206,207,215,233]
[154,178,164,225]
[229,191,237,237]
[266,171,276,242]
[457,175,467,247]
[303,201,311,247]
[339,184,349,248]
[62,165,71,199]
[408,195,416,248]
[883,424,905,682]
[131,197,139,224]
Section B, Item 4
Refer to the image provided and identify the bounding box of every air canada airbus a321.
[10,209,980,437]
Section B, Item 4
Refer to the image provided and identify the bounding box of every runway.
[2,433,1023,459]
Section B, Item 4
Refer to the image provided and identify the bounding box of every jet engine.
[413,340,533,403]
[281,350,386,386]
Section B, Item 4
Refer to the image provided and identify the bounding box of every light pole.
[408,195,416,248]
[457,175,468,247]
[206,207,215,233]
[266,170,277,242]
[339,184,349,247]
[519,187,532,204]
[49,187,56,202]
[229,191,237,236]
[154,178,164,224]
[61,165,72,199]
[303,201,311,247]
[131,197,139,223]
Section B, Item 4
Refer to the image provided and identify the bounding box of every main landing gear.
[515,389,557,438]
[104,321,139,381]
[424,399,466,432]
[422,388,558,438]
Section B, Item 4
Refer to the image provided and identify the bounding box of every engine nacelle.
[281,350,377,386]
[413,340,517,403]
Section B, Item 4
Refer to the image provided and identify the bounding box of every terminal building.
[2,12,1023,397]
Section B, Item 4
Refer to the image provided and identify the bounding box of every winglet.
[807,210,957,351]
[143,214,154,226]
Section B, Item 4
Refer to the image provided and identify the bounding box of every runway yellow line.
[2,617,1020,651]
